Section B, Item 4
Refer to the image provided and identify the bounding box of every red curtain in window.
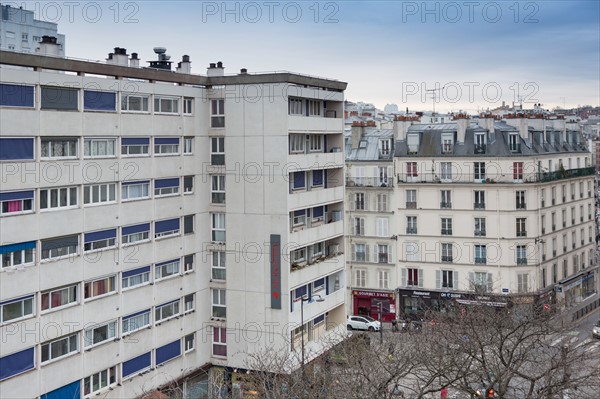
[407,162,417,177]
[7,200,21,212]
[41,293,49,310]
[513,162,523,179]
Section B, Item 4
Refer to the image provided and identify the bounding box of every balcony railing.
[474,202,486,210]
[395,167,595,185]
[517,258,528,265]
[475,257,487,264]
[474,144,487,154]
[442,255,453,262]
[440,201,452,209]
[378,254,389,264]
[406,227,417,234]
[516,202,527,210]
[346,177,393,188]
[441,229,453,235]
[406,202,417,209]
[516,231,527,237]
[474,230,486,237]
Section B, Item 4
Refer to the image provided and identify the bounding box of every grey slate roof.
[345,128,394,162]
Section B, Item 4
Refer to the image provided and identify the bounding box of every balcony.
[553,250,557,257]
[406,201,417,209]
[289,220,344,246]
[474,144,487,154]
[475,257,487,264]
[474,230,486,237]
[378,254,389,264]
[293,151,344,171]
[474,202,486,210]
[288,186,344,211]
[442,256,453,263]
[441,229,453,236]
[440,201,452,209]
[406,227,417,235]
[516,202,527,210]
[289,253,344,287]
[516,231,527,238]
[346,176,393,188]
[288,114,343,133]
[517,258,528,265]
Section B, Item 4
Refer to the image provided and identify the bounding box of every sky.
[17,0,600,113]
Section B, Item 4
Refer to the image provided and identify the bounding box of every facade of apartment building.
[392,115,597,317]
[0,48,346,398]
[0,4,65,55]
[345,123,396,322]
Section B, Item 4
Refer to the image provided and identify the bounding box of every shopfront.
[352,290,396,322]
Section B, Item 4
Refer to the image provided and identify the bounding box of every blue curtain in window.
[84,229,116,243]
[312,207,324,218]
[122,137,149,145]
[0,347,35,381]
[293,172,305,188]
[314,314,325,324]
[155,178,179,188]
[156,340,181,365]
[41,380,80,399]
[0,191,34,202]
[122,223,150,236]
[313,170,323,186]
[84,90,116,111]
[122,352,151,378]
[122,266,151,279]
[155,218,179,234]
[0,138,34,160]
[154,137,179,145]
[0,241,35,255]
[0,84,34,107]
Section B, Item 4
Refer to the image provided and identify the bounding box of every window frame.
[83,183,116,206]
[82,366,117,397]
[154,96,179,114]
[121,94,150,113]
[0,295,34,324]
[211,99,225,128]
[212,251,226,280]
[83,275,117,301]
[83,138,116,158]
[155,300,180,323]
[121,181,150,201]
[155,259,181,281]
[41,333,79,364]
[212,289,226,319]
[84,319,118,348]
[40,186,78,211]
[40,138,78,159]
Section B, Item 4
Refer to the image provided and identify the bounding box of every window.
[509,133,520,152]
[442,243,453,262]
[309,134,323,151]
[377,193,387,211]
[155,259,180,280]
[474,162,485,180]
[184,254,194,273]
[406,189,417,208]
[353,244,367,262]
[406,162,418,177]
[212,213,226,242]
[353,217,365,236]
[2,349,33,385]
[475,218,486,236]
[517,273,529,293]
[84,229,117,252]
[312,170,324,187]
[213,327,227,356]
[1,241,35,269]
[541,188,545,207]
[184,175,194,194]
[407,134,419,153]
[212,289,226,318]
[184,137,193,154]
[84,320,117,347]
[308,100,322,116]
[122,180,150,201]
[121,94,149,112]
[474,245,487,264]
[292,209,306,227]
[376,218,388,237]
[438,270,457,289]
[378,270,389,289]
[121,137,150,156]
[380,139,391,156]
[471,271,492,292]
[288,98,303,115]
[122,352,151,380]
[41,138,77,158]
[516,218,527,237]
[516,245,527,264]
[121,309,150,335]
[41,86,78,110]
[83,183,116,205]
[40,186,77,210]
[84,276,116,299]
[83,366,117,396]
[155,218,180,238]
[155,300,180,323]
[441,218,453,235]
[404,268,422,288]
[378,245,389,264]
[212,251,226,280]
[211,137,225,165]
[154,178,180,196]
[154,137,179,155]
[154,96,179,114]
[474,191,485,209]
[292,247,306,264]
[570,182,575,200]
[83,90,116,111]
[313,278,325,293]
[440,190,451,208]
[0,191,33,216]
[474,133,486,153]
[289,134,305,153]
[122,223,150,245]
[122,266,151,289]
[292,171,306,190]
[513,162,523,181]
[184,215,194,234]
[516,190,526,209]
[440,162,452,181]
[406,216,417,234]
[83,138,115,158]
[183,97,193,114]
[211,175,225,203]
[184,293,195,313]
[41,235,79,260]
[211,99,225,127]
[0,84,34,108]
[354,269,367,287]
[0,295,34,324]
[41,333,78,364]
[185,333,195,352]
[40,285,77,313]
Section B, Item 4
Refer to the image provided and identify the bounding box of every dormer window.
[407,134,419,154]
[359,140,367,149]
[474,133,486,154]
[509,133,520,153]
[379,139,391,156]
[442,133,454,154]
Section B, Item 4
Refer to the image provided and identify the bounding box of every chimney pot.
[182,55,190,62]
[131,52,138,59]
[209,63,216,68]
[240,68,248,74]
[217,61,223,68]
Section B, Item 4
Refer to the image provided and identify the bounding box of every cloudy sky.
[21,0,600,112]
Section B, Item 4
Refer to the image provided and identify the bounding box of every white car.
[347,315,381,331]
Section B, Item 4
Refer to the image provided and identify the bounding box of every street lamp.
[295,293,325,374]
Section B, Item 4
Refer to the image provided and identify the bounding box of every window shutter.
[351,244,356,261]
[364,193,369,211]
[373,244,378,263]
[365,245,370,262]
[487,273,493,292]
[350,197,355,211]
[418,269,424,288]
[453,271,459,290]
[401,268,406,287]
[351,219,355,236]
[436,270,441,289]
[387,245,392,263]
[361,218,365,235]
[468,272,475,290]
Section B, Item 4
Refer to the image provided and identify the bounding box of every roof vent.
[147,47,172,70]
[240,68,248,74]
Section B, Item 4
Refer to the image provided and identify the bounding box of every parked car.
[347,315,381,331]
[593,320,600,339]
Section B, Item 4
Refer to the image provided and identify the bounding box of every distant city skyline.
[13,0,600,112]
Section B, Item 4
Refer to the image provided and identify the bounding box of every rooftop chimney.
[147,47,172,70]
[129,52,139,68]
[176,55,191,74]
[207,61,225,77]
[109,47,128,66]
[239,68,248,75]
[393,115,420,141]
[351,122,365,149]
[40,35,60,57]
